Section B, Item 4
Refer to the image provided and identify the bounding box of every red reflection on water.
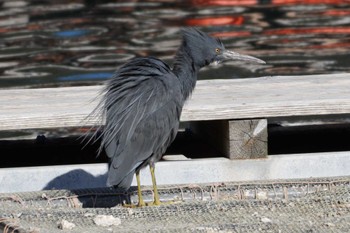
[190,0,257,6]
[191,0,348,6]
[0,28,10,33]
[0,24,42,33]
[264,27,350,35]
[309,42,350,49]
[185,16,244,26]
[322,9,350,16]
[210,31,251,38]
[272,0,349,4]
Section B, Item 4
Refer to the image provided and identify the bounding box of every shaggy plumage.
[91,28,265,202]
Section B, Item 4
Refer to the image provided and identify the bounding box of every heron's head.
[181,28,265,68]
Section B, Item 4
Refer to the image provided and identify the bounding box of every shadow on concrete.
[42,169,136,208]
[43,169,107,190]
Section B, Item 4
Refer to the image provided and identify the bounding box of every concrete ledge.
[0,151,349,193]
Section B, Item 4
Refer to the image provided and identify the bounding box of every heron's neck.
[172,44,200,100]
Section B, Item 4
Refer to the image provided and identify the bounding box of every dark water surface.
[1,0,350,89]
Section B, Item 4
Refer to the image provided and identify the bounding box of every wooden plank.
[0,73,350,130]
[185,73,350,121]
[190,119,267,159]
[0,151,349,193]
[0,85,102,131]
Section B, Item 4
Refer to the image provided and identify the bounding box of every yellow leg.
[150,164,161,206]
[136,170,146,207]
[125,164,175,207]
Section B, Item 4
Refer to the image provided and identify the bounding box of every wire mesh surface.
[1,176,349,233]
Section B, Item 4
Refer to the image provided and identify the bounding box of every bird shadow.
[42,169,136,208]
[38,129,218,208]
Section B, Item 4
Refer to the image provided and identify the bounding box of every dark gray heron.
[97,28,265,206]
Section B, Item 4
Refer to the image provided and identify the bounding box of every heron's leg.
[149,163,161,205]
[136,170,146,207]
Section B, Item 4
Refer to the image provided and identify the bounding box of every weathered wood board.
[0,73,349,131]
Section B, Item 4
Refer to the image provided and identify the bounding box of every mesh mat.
[1,176,349,233]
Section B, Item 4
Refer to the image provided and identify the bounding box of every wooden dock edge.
[1,73,350,131]
[1,151,349,193]
[1,73,350,160]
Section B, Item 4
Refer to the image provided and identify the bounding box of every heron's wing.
[100,57,182,182]
[106,92,181,188]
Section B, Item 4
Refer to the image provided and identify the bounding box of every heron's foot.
[123,199,178,208]
[145,199,179,207]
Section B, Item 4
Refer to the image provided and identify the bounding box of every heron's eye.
[215,48,221,54]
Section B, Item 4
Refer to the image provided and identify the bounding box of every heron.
[96,28,265,207]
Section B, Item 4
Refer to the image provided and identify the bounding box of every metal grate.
[1,176,349,232]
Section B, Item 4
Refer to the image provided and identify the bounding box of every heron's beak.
[219,50,266,64]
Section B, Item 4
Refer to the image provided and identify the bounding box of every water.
[0,0,350,89]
